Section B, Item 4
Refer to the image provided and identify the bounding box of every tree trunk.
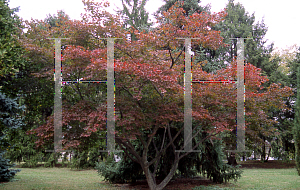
[261,139,266,162]
[156,159,178,190]
[143,167,157,190]
[266,146,271,161]
[142,156,179,190]
[227,152,237,166]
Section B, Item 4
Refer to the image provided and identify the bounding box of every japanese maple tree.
[28,1,293,189]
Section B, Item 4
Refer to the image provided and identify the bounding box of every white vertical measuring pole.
[54,38,62,152]
[184,38,192,152]
[107,38,116,152]
[236,38,245,152]
[98,38,122,153]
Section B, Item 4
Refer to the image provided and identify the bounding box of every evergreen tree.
[207,0,274,74]
[264,48,298,162]
[156,0,209,17]
[44,10,70,29]
[288,47,300,89]
[0,92,23,182]
[294,67,300,175]
[118,0,152,41]
[0,0,25,181]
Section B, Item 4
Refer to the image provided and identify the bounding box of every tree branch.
[115,137,141,163]
[148,124,184,166]
[151,82,163,99]
[179,131,221,160]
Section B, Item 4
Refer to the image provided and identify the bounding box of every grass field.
[203,168,300,190]
[0,167,116,190]
[1,167,300,189]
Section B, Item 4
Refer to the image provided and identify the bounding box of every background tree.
[2,11,67,167]
[0,0,25,79]
[116,0,153,43]
[210,0,291,162]
[119,0,152,30]
[206,0,274,75]
[293,66,300,176]
[156,0,209,17]
[265,45,298,161]
[44,10,70,29]
[0,0,25,181]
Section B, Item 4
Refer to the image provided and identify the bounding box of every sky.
[8,0,300,51]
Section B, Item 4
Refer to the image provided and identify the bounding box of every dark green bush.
[20,152,43,168]
[95,153,144,183]
[20,158,38,168]
[86,148,101,167]
[44,153,58,168]
[199,139,243,183]
[95,136,243,184]
[69,151,90,169]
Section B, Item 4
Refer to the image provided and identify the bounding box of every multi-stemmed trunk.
[141,156,179,190]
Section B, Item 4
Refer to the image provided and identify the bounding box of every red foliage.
[26,0,292,154]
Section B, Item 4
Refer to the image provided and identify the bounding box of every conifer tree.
[119,0,152,41]
[294,66,300,175]
[121,0,150,29]
[204,0,274,74]
[0,0,24,181]
[156,0,209,17]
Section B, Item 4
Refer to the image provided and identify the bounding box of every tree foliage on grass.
[27,1,293,189]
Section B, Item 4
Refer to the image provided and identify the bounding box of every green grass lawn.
[1,167,300,190]
[0,167,116,190]
[202,168,300,190]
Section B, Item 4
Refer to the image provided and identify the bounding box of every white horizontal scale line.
[192,80,238,83]
[62,81,107,83]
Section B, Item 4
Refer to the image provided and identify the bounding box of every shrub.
[95,153,144,183]
[44,153,57,168]
[69,151,90,169]
[20,158,38,168]
[20,152,43,168]
[199,139,243,183]
[86,148,100,167]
